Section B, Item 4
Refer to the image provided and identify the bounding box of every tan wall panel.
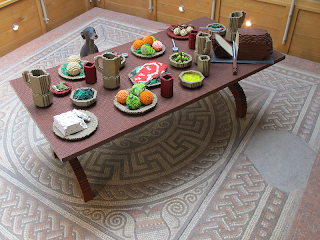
[290,34,320,53]
[0,5,40,33]
[47,5,87,31]
[45,0,86,12]
[296,9,320,25]
[294,10,320,39]
[157,13,190,25]
[219,5,284,30]
[0,16,42,46]
[220,0,285,17]
[0,0,36,20]
[104,1,149,19]
[0,28,42,57]
[157,0,212,15]
[95,0,105,8]
[157,3,210,25]
[45,0,86,26]
[288,9,320,62]
[104,0,148,10]
[289,45,320,63]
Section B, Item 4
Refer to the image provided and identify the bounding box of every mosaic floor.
[0,8,319,240]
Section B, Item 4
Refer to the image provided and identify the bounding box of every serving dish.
[131,45,166,58]
[70,87,97,107]
[114,89,157,114]
[179,70,205,88]
[53,110,98,141]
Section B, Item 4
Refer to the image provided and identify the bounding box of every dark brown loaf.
[212,28,273,61]
[237,28,273,61]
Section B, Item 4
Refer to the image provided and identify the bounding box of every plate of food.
[205,23,226,36]
[51,82,72,96]
[131,35,165,58]
[128,61,168,87]
[53,110,98,141]
[169,52,192,68]
[179,70,205,88]
[58,55,86,80]
[114,84,157,114]
[167,24,197,39]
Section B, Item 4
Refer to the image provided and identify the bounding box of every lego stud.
[179,5,185,12]
[12,23,19,31]
[245,20,252,27]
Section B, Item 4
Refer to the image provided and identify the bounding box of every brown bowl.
[169,53,192,68]
[206,23,226,36]
[179,70,205,88]
[70,87,97,107]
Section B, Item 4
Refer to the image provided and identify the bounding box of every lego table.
[10,16,285,202]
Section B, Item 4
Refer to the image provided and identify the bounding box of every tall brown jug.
[94,53,121,89]
[22,69,53,107]
[194,32,211,65]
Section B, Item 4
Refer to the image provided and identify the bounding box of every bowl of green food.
[206,23,226,36]
[179,70,205,88]
[169,52,192,68]
[70,87,97,107]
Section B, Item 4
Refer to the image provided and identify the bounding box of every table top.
[10,16,285,162]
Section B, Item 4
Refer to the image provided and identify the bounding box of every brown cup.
[161,74,174,98]
[84,62,97,84]
[188,30,199,49]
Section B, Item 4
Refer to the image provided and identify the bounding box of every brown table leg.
[228,82,247,118]
[52,148,93,202]
[67,158,93,202]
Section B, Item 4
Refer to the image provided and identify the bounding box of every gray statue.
[80,27,99,57]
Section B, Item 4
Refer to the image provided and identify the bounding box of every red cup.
[161,74,174,98]
[188,30,199,49]
[84,62,97,84]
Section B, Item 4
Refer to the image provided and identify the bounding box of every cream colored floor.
[1,7,320,240]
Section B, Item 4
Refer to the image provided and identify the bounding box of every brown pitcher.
[94,53,121,89]
[194,32,211,65]
[22,69,53,107]
[226,10,246,42]
[198,55,211,77]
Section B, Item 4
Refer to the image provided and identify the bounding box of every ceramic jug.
[194,32,211,65]
[94,53,121,89]
[22,69,53,107]
[198,55,211,77]
[226,10,246,42]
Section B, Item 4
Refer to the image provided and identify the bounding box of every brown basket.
[169,53,192,68]
[206,23,226,36]
[70,87,97,107]
[179,70,205,88]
